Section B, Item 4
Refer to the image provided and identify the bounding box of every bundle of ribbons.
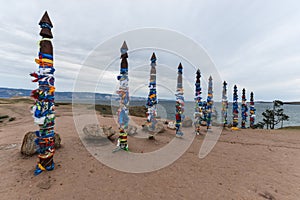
[206,76,213,129]
[115,41,129,152]
[221,81,228,127]
[241,88,248,129]
[145,53,158,133]
[232,85,239,130]
[30,11,55,175]
[175,63,184,137]
[249,92,256,128]
[194,69,203,134]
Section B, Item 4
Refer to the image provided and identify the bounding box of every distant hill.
[256,100,300,105]
[0,87,146,102]
[283,102,300,105]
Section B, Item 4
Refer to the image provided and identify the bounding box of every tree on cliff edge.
[261,100,289,129]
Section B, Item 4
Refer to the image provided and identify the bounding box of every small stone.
[37,180,51,190]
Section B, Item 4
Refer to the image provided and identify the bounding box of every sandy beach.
[0,98,300,200]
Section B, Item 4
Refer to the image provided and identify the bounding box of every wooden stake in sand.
[194,69,203,135]
[241,88,248,129]
[222,81,228,127]
[30,11,56,175]
[249,92,256,128]
[232,85,239,130]
[206,76,213,130]
[145,53,158,136]
[175,63,184,137]
[114,41,129,152]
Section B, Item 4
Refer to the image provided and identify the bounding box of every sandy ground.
[0,99,300,200]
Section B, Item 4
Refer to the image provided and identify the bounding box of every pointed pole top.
[178,63,183,69]
[120,41,128,55]
[177,63,183,74]
[196,69,201,78]
[121,41,128,50]
[209,75,213,81]
[39,11,53,27]
[151,52,156,61]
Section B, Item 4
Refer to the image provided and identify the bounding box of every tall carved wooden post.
[221,81,228,127]
[249,92,256,128]
[114,41,129,152]
[194,69,203,134]
[145,53,158,136]
[206,76,213,130]
[175,63,184,137]
[241,88,248,129]
[232,85,239,130]
[31,11,56,175]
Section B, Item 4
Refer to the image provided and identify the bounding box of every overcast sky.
[0,0,300,101]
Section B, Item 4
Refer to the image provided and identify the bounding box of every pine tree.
[261,100,289,129]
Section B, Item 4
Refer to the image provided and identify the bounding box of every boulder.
[155,121,165,133]
[167,121,176,130]
[21,131,61,156]
[142,121,165,134]
[83,124,116,139]
[102,126,116,139]
[83,124,103,137]
[182,117,193,127]
[128,125,137,135]
[21,132,37,156]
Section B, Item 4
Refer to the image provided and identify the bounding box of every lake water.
[68,98,300,128]
[113,100,300,128]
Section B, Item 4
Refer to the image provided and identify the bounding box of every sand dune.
[0,99,299,200]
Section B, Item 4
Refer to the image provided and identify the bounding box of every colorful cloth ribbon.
[175,63,184,137]
[32,11,55,175]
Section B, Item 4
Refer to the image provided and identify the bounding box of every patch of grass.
[0,98,32,104]
[94,104,147,117]
[129,106,147,118]
[56,102,71,106]
[95,105,116,115]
